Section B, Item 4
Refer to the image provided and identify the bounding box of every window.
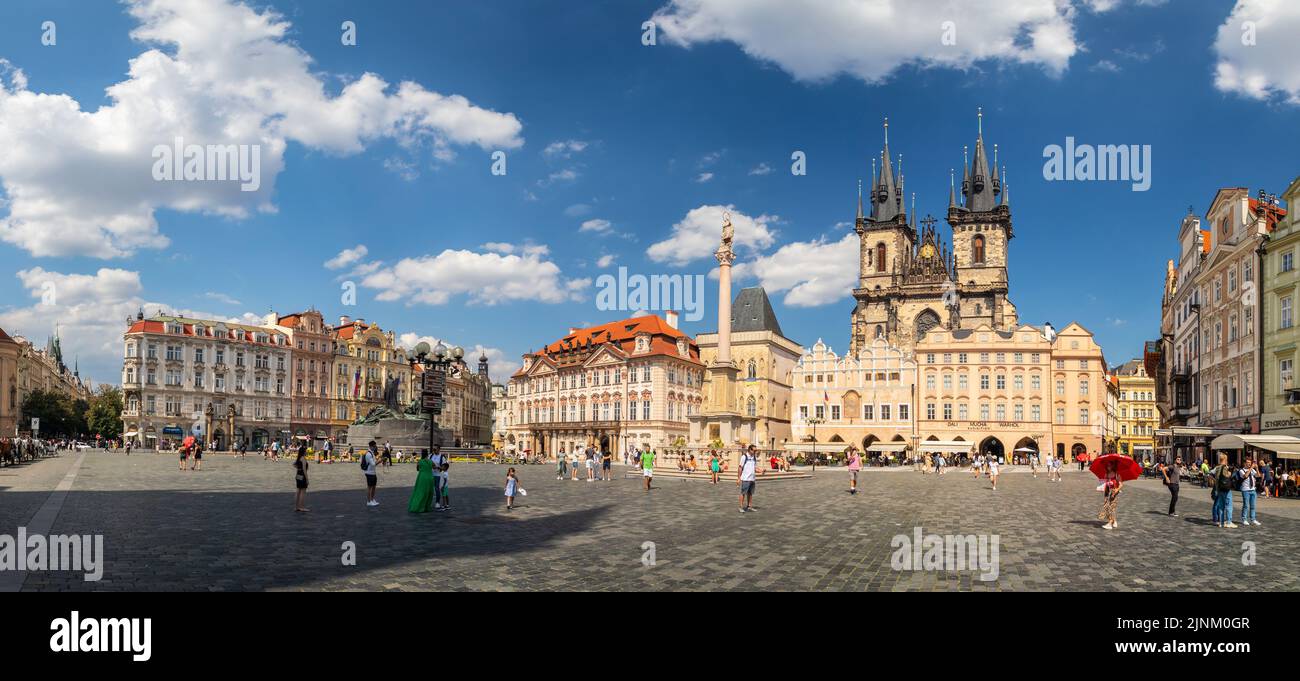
[1080,380,1089,396]
[880,404,891,421]
[926,403,936,420]
[828,404,838,420]
[899,404,909,421]
[799,405,809,420]
[980,374,990,390]
[980,404,990,420]
[996,375,1006,390]
[926,375,936,391]
[958,404,969,420]
[1080,409,1089,425]
[943,403,952,420]
[875,243,887,272]
[1032,405,1041,421]
[863,405,874,420]
[1283,296,1294,330]
[1282,359,1294,391]
[972,235,986,264]
[1056,408,1065,424]
[1282,251,1294,273]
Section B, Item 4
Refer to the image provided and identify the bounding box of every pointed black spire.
[949,168,956,209]
[966,107,997,212]
[856,179,864,221]
[872,118,901,222]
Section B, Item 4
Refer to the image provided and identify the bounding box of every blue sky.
[0,0,1297,387]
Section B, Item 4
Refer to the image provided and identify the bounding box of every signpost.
[31,417,40,436]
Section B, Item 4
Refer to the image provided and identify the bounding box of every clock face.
[920,244,936,259]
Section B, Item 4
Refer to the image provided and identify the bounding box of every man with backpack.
[1209,453,1237,528]
[362,441,380,506]
[738,445,761,513]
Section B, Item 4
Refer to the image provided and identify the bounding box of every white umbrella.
[1013,447,1038,452]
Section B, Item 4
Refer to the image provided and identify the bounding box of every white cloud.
[748,162,773,176]
[564,203,593,217]
[596,254,617,268]
[539,168,580,186]
[580,218,613,233]
[1090,59,1121,73]
[648,204,778,266]
[650,0,1081,84]
[695,172,715,183]
[730,232,858,307]
[543,139,589,159]
[1213,0,1300,104]
[0,0,523,258]
[360,246,591,306]
[203,291,242,306]
[325,244,369,270]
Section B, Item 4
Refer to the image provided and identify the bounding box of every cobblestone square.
[2,451,1297,591]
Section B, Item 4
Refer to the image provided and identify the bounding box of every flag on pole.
[353,369,361,397]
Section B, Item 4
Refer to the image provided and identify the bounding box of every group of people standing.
[555,445,613,482]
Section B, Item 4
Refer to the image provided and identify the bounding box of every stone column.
[717,246,734,365]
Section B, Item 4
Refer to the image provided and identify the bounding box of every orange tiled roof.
[513,314,699,377]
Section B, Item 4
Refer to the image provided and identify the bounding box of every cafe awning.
[1156,427,1238,438]
[918,440,973,453]
[1210,434,1300,459]
[866,442,908,452]
[123,431,138,437]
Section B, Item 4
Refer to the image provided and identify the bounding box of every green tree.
[87,386,124,441]
[20,389,76,437]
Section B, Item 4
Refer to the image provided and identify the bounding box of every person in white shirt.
[430,447,448,508]
[362,441,380,506]
[988,455,1000,491]
[738,445,761,513]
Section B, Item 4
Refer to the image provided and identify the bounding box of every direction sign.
[31,417,40,433]
[422,371,445,393]
[422,394,444,413]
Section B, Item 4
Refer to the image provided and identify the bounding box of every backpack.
[1214,466,1233,493]
[632,451,641,465]
[360,453,369,471]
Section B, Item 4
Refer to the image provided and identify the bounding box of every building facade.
[121,313,293,450]
[271,310,336,445]
[1115,359,1157,461]
[2,329,93,436]
[330,317,411,444]
[1260,177,1300,440]
[790,337,916,457]
[693,287,800,450]
[434,353,493,446]
[506,313,703,457]
[0,328,19,436]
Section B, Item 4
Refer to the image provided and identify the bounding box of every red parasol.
[1090,453,1142,481]
[182,435,196,450]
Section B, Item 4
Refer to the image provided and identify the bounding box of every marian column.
[716,213,735,365]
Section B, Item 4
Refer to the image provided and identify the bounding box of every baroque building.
[330,316,411,444]
[851,112,1017,357]
[790,337,917,458]
[270,309,336,445]
[1115,359,1156,461]
[506,312,703,457]
[1,328,92,436]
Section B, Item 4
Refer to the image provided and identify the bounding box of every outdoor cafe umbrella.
[1089,453,1142,481]
[1013,447,1037,453]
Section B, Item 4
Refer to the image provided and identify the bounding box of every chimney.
[339,315,351,327]
[665,310,679,329]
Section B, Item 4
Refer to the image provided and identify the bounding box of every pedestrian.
[1029,451,1038,479]
[504,467,520,511]
[437,462,450,510]
[1239,458,1260,526]
[382,442,393,468]
[1260,459,1274,498]
[293,446,309,512]
[407,449,435,513]
[125,441,132,456]
[570,450,580,481]
[936,453,946,475]
[601,448,612,481]
[239,441,247,459]
[846,447,861,495]
[556,446,568,480]
[1161,455,1182,517]
[430,447,447,509]
[709,450,721,484]
[641,446,655,491]
[1200,459,1210,488]
[1098,460,1122,530]
[178,443,189,471]
[362,440,380,507]
[585,445,595,482]
[988,455,999,491]
[738,445,760,512]
[1210,453,1236,528]
[191,441,202,471]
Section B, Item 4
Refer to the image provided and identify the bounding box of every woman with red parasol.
[1091,453,1141,530]
[178,435,195,472]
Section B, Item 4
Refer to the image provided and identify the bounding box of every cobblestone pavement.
[2,452,1298,591]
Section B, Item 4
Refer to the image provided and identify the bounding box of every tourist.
[504,467,520,511]
[293,446,309,512]
[970,454,981,477]
[1098,460,1122,530]
[570,450,580,481]
[178,443,189,472]
[846,447,861,495]
[271,440,280,460]
[583,445,594,482]
[1029,452,1039,479]
[1162,455,1182,517]
[362,440,380,507]
[738,445,760,512]
[430,447,447,508]
[407,450,435,513]
[1260,459,1274,498]
[382,442,393,468]
[936,453,946,476]
[988,455,1000,491]
[1239,458,1260,526]
[437,462,450,510]
[1200,459,1210,488]
[238,441,246,459]
[191,441,202,471]
[709,451,721,485]
[641,447,655,491]
[602,448,612,481]
[1210,453,1236,528]
[125,441,132,457]
[556,446,568,480]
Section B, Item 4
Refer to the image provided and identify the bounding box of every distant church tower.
[850,110,1018,356]
[478,352,489,377]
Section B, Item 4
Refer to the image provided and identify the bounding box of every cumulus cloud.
[360,245,591,306]
[729,232,858,307]
[695,172,715,183]
[748,162,773,176]
[543,139,589,159]
[1213,0,1300,104]
[325,244,369,270]
[596,254,617,268]
[650,0,1081,84]
[648,204,777,266]
[580,218,613,234]
[0,0,523,258]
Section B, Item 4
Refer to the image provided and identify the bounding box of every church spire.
[965,107,997,212]
[949,168,956,209]
[871,117,901,222]
[1001,167,1010,207]
[856,179,864,221]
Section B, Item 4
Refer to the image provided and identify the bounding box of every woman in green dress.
[407,449,436,513]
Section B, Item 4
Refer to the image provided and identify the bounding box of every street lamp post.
[807,417,823,472]
[411,341,463,456]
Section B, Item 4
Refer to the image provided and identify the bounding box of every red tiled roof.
[512,314,699,377]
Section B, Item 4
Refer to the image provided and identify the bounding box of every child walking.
[504,467,520,511]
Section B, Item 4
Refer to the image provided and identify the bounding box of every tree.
[87,386,124,441]
[20,389,76,437]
